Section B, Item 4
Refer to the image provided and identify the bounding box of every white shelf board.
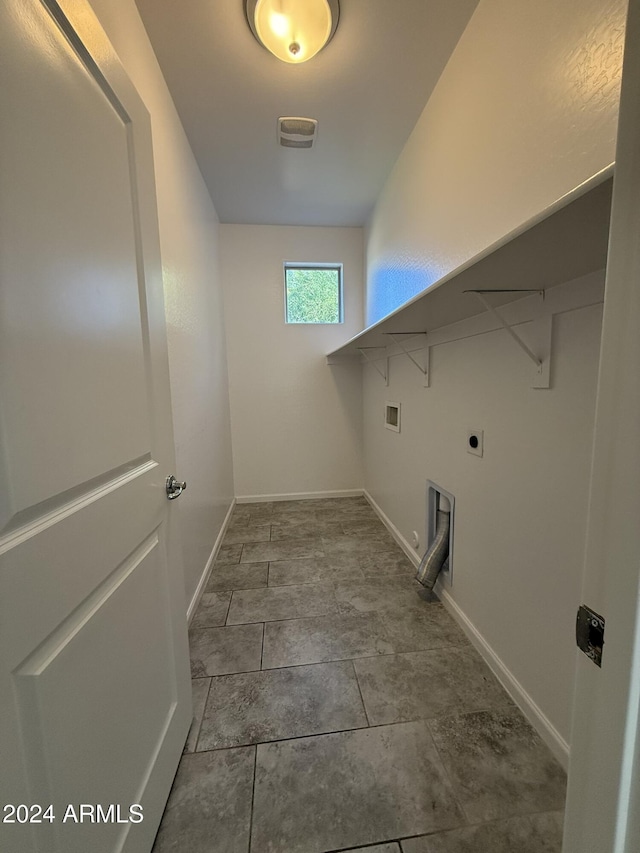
[328,171,613,357]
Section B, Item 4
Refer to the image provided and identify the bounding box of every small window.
[284,264,343,324]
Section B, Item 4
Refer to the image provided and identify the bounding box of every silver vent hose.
[416,509,450,591]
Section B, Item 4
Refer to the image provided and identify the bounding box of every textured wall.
[367,0,626,324]
[364,282,603,751]
[362,0,627,752]
[221,225,364,499]
[89,0,235,609]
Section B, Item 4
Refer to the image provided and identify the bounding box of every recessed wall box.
[467,429,483,457]
[385,401,401,432]
[425,481,455,585]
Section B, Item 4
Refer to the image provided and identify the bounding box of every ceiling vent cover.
[278,116,318,149]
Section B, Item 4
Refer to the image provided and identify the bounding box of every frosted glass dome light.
[245,0,340,64]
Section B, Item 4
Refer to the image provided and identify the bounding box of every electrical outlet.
[467,429,484,457]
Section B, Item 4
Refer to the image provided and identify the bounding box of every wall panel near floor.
[89,0,235,608]
[221,225,364,500]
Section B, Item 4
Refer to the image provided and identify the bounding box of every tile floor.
[152,497,566,853]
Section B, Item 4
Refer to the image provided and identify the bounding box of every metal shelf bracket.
[465,290,551,388]
[358,346,389,385]
[385,332,430,387]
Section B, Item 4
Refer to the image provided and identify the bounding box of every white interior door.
[563,0,640,851]
[0,2,192,851]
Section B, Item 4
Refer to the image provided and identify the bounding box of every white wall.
[89,0,235,608]
[221,226,364,499]
[362,0,627,757]
[364,278,603,755]
[367,0,626,324]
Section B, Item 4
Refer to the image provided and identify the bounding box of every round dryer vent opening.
[278,116,318,149]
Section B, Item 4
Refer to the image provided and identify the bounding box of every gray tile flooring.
[153,497,566,853]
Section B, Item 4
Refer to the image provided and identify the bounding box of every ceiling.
[134,0,479,227]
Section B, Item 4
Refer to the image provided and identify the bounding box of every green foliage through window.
[285,265,342,324]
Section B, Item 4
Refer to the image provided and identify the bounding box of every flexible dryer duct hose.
[416,509,450,591]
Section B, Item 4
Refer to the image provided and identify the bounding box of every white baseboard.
[236,489,364,504]
[187,498,236,625]
[436,585,570,770]
[363,489,421,567]
[363,489,570,770]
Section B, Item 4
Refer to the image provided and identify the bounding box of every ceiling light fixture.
[245,0,340,64]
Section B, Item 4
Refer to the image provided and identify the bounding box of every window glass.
[284,265,342,324]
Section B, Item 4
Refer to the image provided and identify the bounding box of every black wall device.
[576,604,605,667]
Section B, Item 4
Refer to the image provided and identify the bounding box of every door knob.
[166,475,187,500]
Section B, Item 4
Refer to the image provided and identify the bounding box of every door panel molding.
[13,531,179,853]
[15,532,160,679]
[0,3,190,851]
[0,457,156,549]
